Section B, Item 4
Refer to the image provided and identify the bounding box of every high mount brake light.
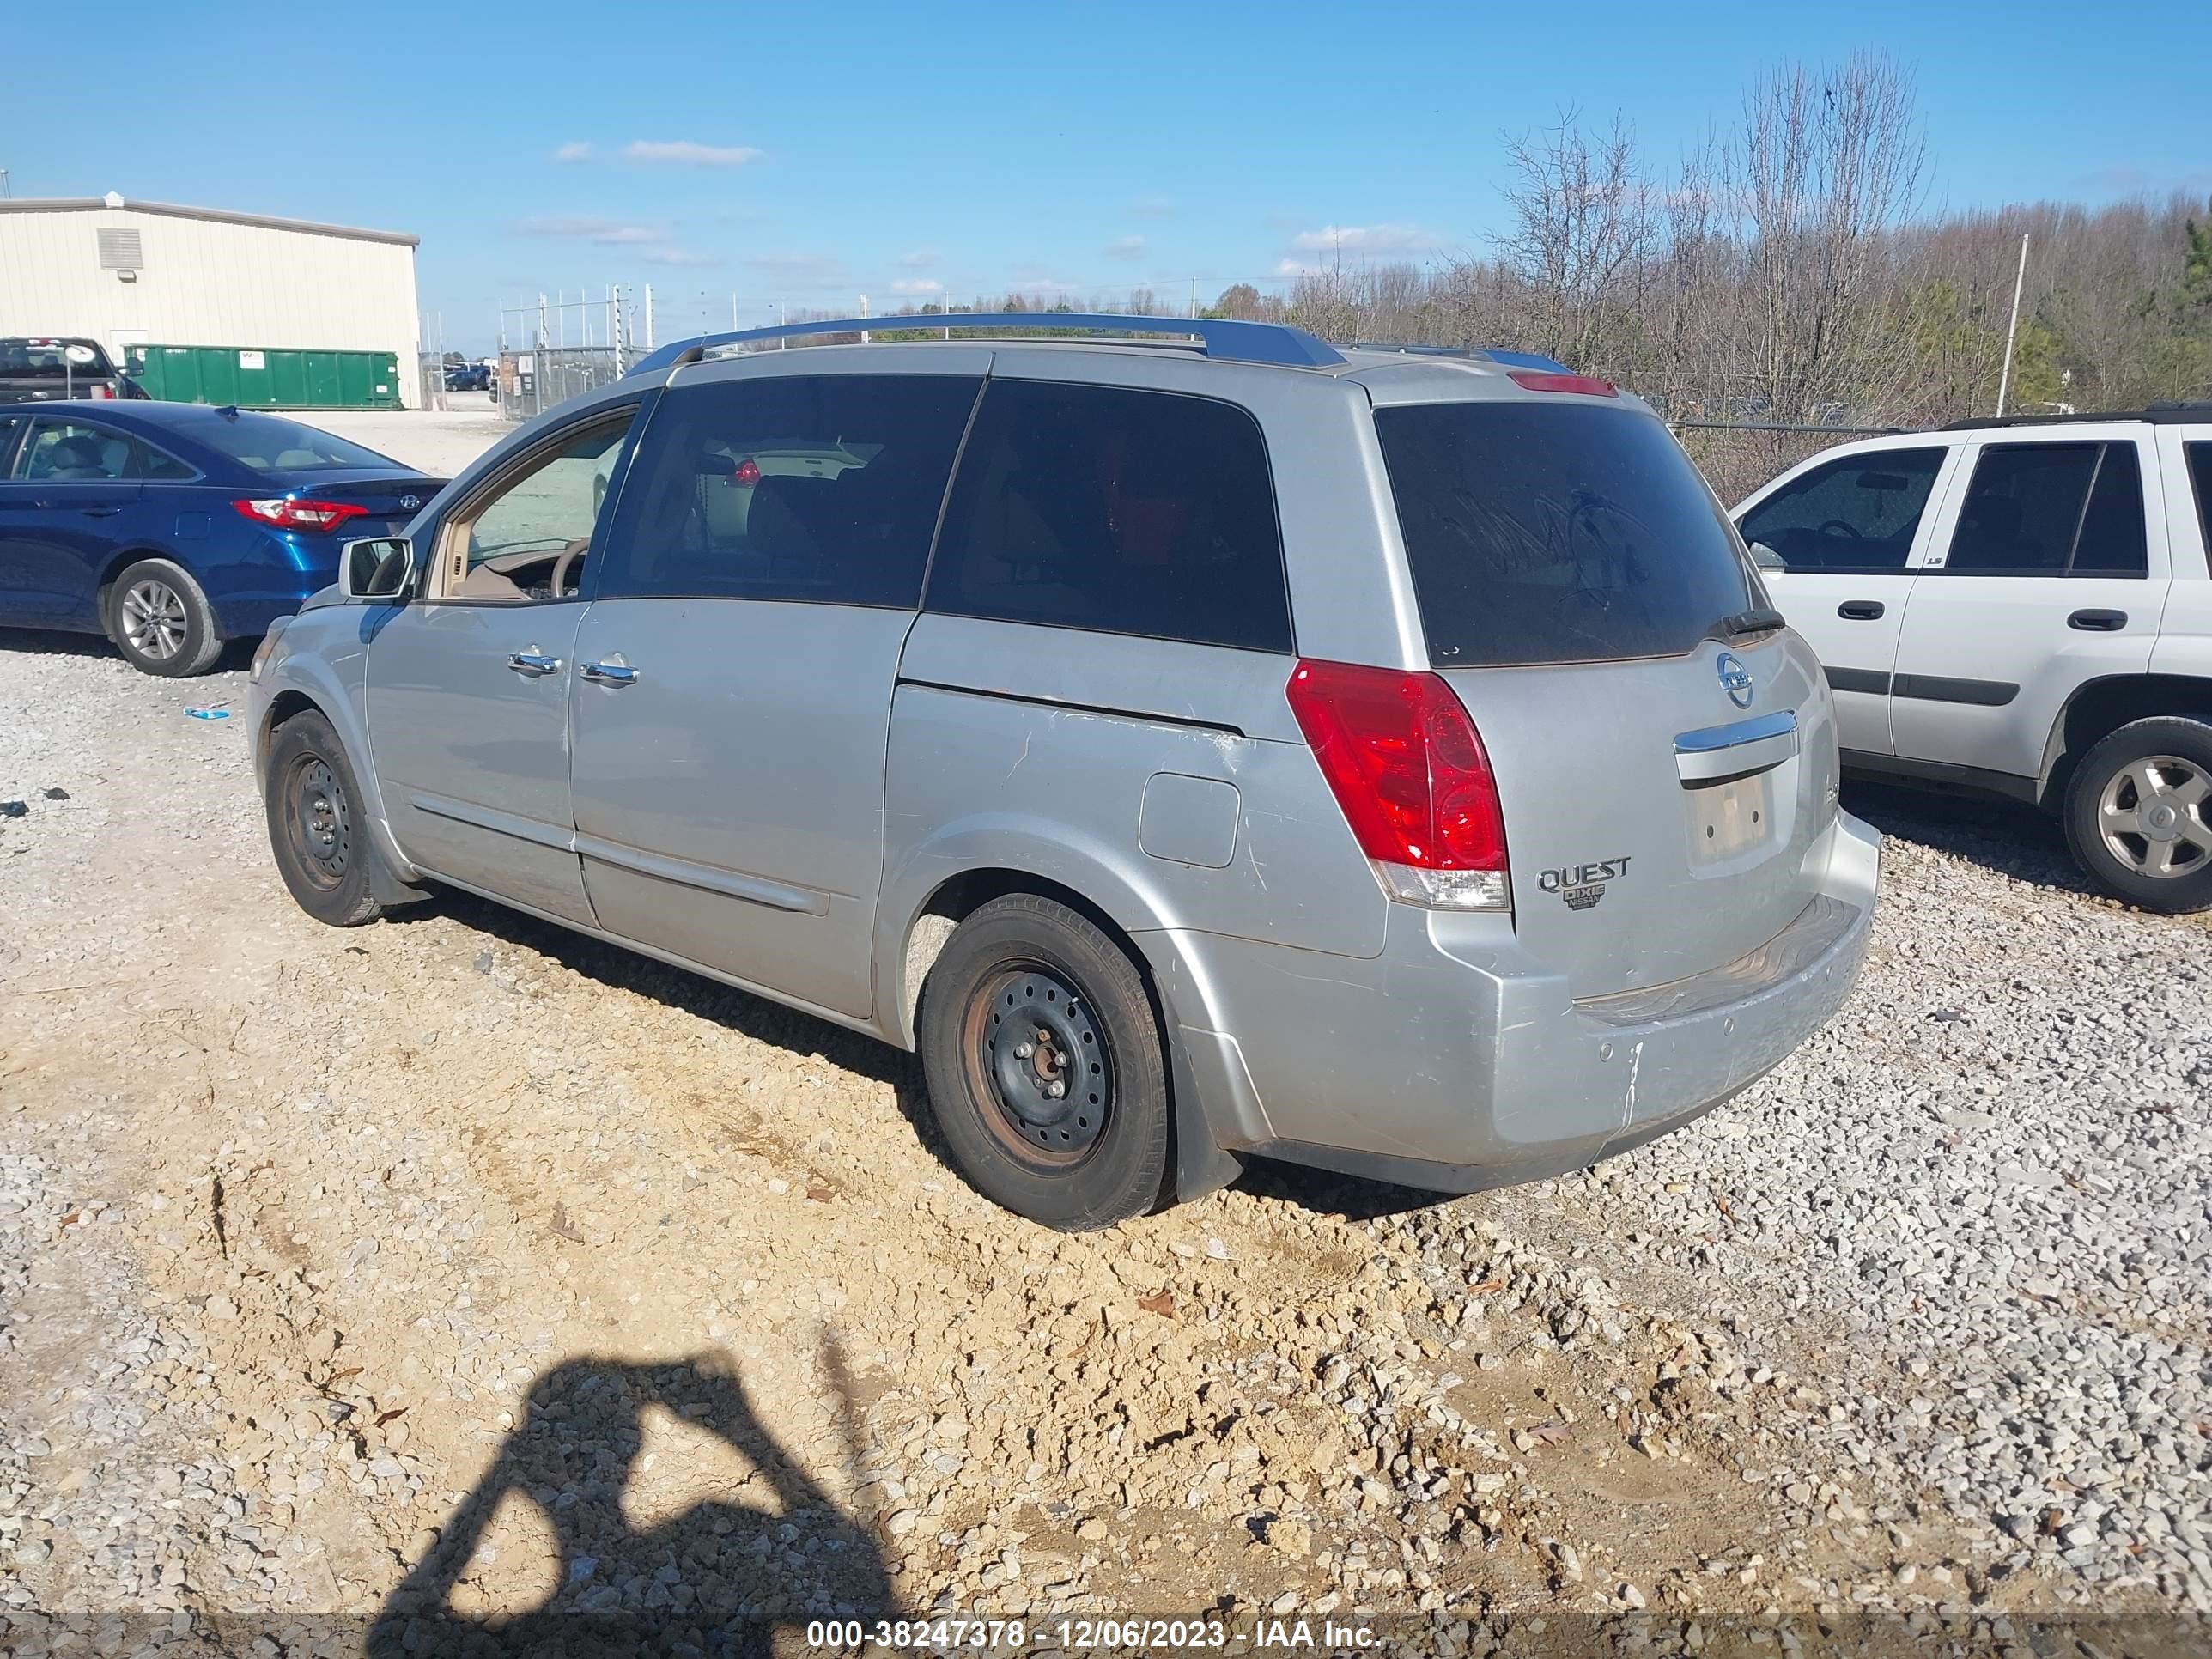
[1285,659,1510,912]
[1507,369,1620,398]
[231,497,368,534]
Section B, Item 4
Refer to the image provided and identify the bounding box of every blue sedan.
[0,401,444,675]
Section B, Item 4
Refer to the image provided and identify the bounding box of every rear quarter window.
[1375,401,1756,667]
[924,380,1291,653]
[2185,441,2212,564]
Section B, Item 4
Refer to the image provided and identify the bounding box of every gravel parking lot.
[0,410,2205,1656]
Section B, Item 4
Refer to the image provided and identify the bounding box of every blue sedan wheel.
[107,558,222,677]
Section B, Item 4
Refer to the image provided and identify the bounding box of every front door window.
[1737,447,1946,573]
[433,413,640,602]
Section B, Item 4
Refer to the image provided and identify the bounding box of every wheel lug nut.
[1014,1042,1034,1059]
[1047,1080,1066,1099]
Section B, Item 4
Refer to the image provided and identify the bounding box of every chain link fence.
[494,290,647,422]
[494,346,629,422]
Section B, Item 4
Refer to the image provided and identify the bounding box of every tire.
[2063,715,2212,915]
[263,709,384,927]
[917,895,1170,1231]
[106,557,222,677]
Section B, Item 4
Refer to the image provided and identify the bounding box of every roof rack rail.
[627,313,1346,378]
[1940,402,2212,430]
[1347,342,1574,374]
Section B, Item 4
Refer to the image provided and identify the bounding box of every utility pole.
[1190,276,1198,319]
[644,283,655,350]
[860,293,870,344]
[1996,233,2030,418]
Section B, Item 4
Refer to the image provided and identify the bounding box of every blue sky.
[7,0,2208,353]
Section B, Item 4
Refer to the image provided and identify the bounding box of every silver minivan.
[249,316,1880,1229]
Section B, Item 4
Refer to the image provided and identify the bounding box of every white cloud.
[513,216,668,245]
[641,246,722,266]
[1130,195,1176,220]
[891,277,944,295]
[551,141,593,162]
[1103,234,1146,262]
[624,139,763,166]
[1287,222,1442,257]
[898,248,939,269]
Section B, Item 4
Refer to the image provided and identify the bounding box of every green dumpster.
[124,345,403,410]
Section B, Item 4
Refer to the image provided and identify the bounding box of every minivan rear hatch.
[1370,394,1839,999]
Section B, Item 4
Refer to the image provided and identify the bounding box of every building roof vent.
[97,228,143,273]
[102,191,125,209]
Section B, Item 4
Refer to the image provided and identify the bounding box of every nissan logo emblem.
[1717,651,1753,709]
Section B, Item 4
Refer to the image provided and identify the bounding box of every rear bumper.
[1156,811,1880,1190]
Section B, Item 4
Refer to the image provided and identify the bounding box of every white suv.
[1734,404,2212,912]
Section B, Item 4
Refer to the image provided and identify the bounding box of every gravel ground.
[0,412,2204,1656]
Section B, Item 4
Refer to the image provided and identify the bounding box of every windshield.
[1374,400,1757,667]
[0,338,116,379]
[188,413,401,473]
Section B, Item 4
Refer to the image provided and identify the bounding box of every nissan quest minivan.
[249,315,1880,1230]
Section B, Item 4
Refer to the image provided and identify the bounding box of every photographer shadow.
[369,1339,899,1657]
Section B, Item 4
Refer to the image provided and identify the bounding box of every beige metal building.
[0,192,422,405]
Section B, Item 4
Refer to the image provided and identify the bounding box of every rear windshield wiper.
[1706,606,1786,643]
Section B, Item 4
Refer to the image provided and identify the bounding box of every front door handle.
[507,649,562,676]
[1838,599,1885,620]
[80,505,124,519]
[2068,608,2126,632]
[580,660,638,686]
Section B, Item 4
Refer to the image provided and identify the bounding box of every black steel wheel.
[919,896,1169,1229]
[263,709,383,927]
[967,963,1115,1167]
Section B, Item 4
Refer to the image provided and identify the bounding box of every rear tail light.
[232,497,368,534]
[1507,368,1619,398]
[732,457,762,484]
[88,383,114,399]
[1285,659,1510,911]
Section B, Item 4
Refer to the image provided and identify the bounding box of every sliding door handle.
[1838,599,1885,621]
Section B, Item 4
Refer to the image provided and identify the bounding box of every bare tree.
[1720,52,1928,426]
[1494,110,1661,373]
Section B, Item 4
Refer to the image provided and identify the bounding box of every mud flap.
[368,836,433,911]
[1163,1021,1245,1207]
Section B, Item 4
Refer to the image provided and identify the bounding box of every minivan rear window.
[1374,402,1757,667]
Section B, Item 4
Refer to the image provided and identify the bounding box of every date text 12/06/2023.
[804,1616,1379,1650]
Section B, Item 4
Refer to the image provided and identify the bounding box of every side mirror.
[339,535,415,600]
[1747,539,1787,572]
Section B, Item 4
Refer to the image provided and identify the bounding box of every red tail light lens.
[732,457,762,484]
[1285,659,1510,910]
[1507,369,1619,398]
[232,497,368,534]
[88,383,114,399]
